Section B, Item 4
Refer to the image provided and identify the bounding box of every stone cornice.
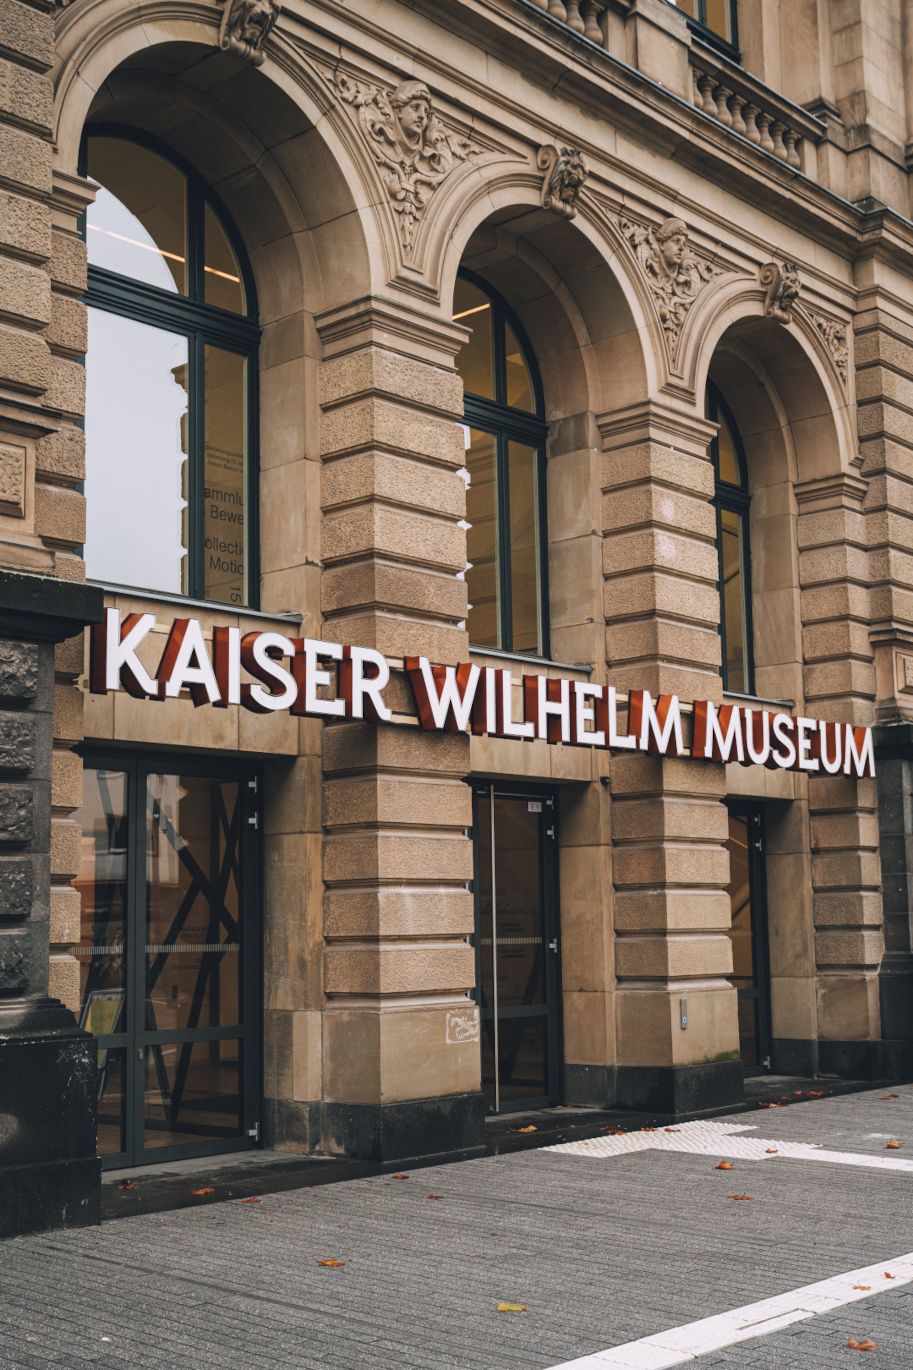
[596,398,717,455]
[794,471,869,511]
[315,296,469,365]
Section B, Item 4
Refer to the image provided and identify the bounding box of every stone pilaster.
[856,299,913,1072]
[796,471,883,1076]
[601,401,741,1113]
[314,299,483,1160]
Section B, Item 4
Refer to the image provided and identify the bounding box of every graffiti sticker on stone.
[446,1010,480,1045]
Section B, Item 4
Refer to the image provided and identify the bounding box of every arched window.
[708,383,753,694]
[453,271,548,656]
[82,129,259,608]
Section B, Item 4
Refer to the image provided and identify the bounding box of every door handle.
[548,939,559,954]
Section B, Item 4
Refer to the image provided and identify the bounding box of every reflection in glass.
[146,774,241,1034]
[453,277,494,399]
[97,1050,127,1158]
[508,442,541,654]
[504,322,534,412]
[466,429,500,649]
[705,0,734,41]
[720,506,748,694]
[144,1040,241,1149]
[204,347,247,605]
[493,800,544,1010]
[717,409,742,485]
[87,138,187,294]
[726,812,759,1068]
[85,309,188,593]
[204,203,245,313]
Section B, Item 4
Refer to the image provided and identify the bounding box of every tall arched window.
[82,128,259,608]
[708,383,753,694]
[453,271,548,656]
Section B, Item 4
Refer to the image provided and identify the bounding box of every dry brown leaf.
[600,1125,625,1135]
[116,1180,134,1191]
[496,1303,526,1313]
[847,1340,878,1352]
[191,1187,215,1196]
[765,1148,778,1154]
[240,1197,261,1205]
[515,1125,537,1134]
[853,1285,871,1291]
[317,1259,346,1268]
[427,1194,444,1200]
[664,1128,678,1133]
[808,1090,825,1098]
[880,1094,899,1100]
[641,1126,656,1132]
[392,1173,409,1180]
[757,1101,778,1109]
[715,1161,734,1170]
[884,1272,896,1279]
[727,1194,753,1201]
[885,1139,903,1149]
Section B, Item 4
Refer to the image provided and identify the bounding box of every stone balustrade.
[527,0,609,44]
[689,44,824,172]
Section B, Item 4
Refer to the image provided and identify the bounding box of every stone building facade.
[1,0,913,1235]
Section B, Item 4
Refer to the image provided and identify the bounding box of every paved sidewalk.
[1,1086,912,1369]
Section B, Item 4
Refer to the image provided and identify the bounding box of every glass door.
[75,755,260,1167]
[725,801,772,1072]
[473,784,561,1112]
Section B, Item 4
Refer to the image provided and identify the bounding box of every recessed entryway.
[725,800,773,1072]
[472,783,562,1113]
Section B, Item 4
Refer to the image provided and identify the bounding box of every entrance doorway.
[472,784,561,1113]
[725,801,772,1071]
[74,754,260,1167]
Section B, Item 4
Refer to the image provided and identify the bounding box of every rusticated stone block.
[0,930,30,993]
[0,0,54,70]
[0,714,34,772]
[0,189,50,262]
[0,640,38,700]
[0,857,31,918]
[36,426,84,483]
[0,787,32,845]
[49,229,86,294]
[0,321,50,394]
[0,124,52,197]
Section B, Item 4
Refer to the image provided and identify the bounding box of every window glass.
[204,346,247,605]
[720,505,749,692]
[465,428,501,649]
[716,409,742,486]
[507,441,541,654]
[454,277,494,400]
[204,203,245,314]
[87,138,187,294]
[705,0,734,42]
[504,322,535,412]
[85,308,188,593]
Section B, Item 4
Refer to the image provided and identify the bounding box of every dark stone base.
[615,1059,744,1115]
[563,1063,616,1108]
[0,999,100,1238]
[262,1097,319,1152]
[818,1039,889,1081]
[772,1039,819,1076]
[880,963,913,1042]
[318,1092,487,1162]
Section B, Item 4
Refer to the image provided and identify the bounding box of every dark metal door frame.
[727,799,773,1074]
[471,781,562,1113]
[82,749,262,1169]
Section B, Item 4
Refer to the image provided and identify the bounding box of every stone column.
[600,401,741,1114]
[0,572,102,1239]
[796,471,883,1076]
[856,297,913,1075]
[314,298,483,1160]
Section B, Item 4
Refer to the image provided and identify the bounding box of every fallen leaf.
[765,1148,778,1154]
[240,1197,261,1205]
[664,1127,679,1133]
[886,1139,903,1150]
[600,1125,625,1135]
[514,1125,537,1134]
[392,1173,409,1180]
[853,1286,871,1292]
[191,1187,215,1196]
[715,1160,734,1170]
[727,1194,753,1201]
[847,1340,879,1352]
[116,1180,134,1191]
[497,1303,526,1313]
[884,1272,895,1279]
[427,1194,444,1200]
[641,1126,656,1133]
[317,1259,346,1268]
[757,1101,779,1109]
[808,1090,825,1098]
[880,1094,899,1100]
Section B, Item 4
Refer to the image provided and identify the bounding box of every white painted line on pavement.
[546,1255,913,1368]
[545,1118,913,1174]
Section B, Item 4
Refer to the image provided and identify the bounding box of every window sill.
[724,689,796,710]
[469,644,593,675]
[87,580,302,625]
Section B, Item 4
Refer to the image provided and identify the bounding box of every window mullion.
[496,430,512,651]
[189,334,206,600]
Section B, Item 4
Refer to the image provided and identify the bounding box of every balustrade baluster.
[783,127,802,168]
[757,111,775,153]
[729,94,747,136]
[715,85,734,127]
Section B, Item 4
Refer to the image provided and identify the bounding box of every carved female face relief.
[658,227,687,273]
[397,97,430,142]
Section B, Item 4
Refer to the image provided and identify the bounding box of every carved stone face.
[239,0,273,39]
[397,97,430,141]
[660,230,687,271]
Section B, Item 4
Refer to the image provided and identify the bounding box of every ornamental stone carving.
[537,145,587,219]
[337,75,477,254]
[218,0,279,65]
[619,214,720,354]
[760,259,800,323]
[807,309,849,384]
